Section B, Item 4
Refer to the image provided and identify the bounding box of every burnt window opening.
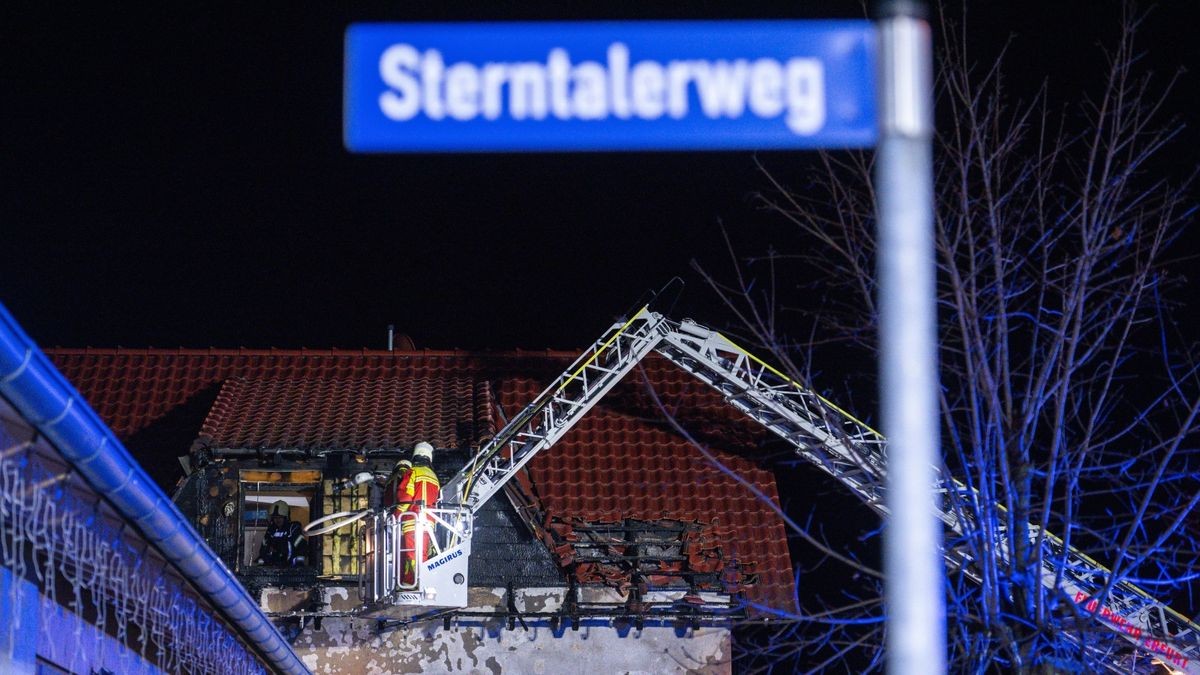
[239,471,319,572]
[549,518,756,598]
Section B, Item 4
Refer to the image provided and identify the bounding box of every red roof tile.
[47,348,543,441]
[200,376,493,452]
[47,347,796,611]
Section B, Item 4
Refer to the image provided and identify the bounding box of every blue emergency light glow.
[344,21,877,152]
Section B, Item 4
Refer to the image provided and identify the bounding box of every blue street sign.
[345,21,877,152]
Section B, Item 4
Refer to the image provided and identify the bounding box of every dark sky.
[3,2,1197,352]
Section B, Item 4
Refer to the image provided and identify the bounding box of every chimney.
[387,324,395,351]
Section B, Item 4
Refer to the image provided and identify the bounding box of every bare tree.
[702,7,1200,673]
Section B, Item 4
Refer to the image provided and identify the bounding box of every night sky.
[3,2,1198,353]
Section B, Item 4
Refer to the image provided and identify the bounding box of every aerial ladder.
[343,304,1199,673]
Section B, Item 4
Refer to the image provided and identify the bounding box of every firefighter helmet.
[270,499,289,519]
[413,441,434,462]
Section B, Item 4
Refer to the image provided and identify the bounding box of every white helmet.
[412,441,434,463]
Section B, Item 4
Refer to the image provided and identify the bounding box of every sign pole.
[874,1,945,673]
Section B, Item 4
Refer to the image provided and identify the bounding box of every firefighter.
[394,441,440,585]
[256,499,308,567]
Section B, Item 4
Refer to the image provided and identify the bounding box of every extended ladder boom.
[657,319,889,513]
[442,309,1200,673]
[441,307,668,513]
[658,318,1200,674]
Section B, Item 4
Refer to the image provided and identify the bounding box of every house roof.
[201,375,495,452]
[47,347,796,613]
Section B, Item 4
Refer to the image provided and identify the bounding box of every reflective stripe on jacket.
[395,465,440,512]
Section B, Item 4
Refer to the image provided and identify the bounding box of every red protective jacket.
[394,464,440,518]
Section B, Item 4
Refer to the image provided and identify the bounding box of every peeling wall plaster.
[293,620,730,674]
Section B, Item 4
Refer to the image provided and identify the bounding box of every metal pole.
[874,1,944,673]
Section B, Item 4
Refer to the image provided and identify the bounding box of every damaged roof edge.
[0,303,309,675]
